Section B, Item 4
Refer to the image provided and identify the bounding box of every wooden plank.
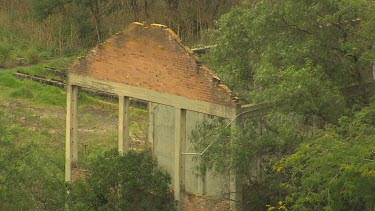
[69,74,237,119]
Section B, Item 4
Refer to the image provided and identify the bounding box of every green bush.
[0,111,66,210]
[25,47,41,65]
[0,41,12,68]
[68,149,176,211]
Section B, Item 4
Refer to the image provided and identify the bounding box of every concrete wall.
[153,104,230,209]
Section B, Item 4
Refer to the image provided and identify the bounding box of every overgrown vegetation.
[194,0,375,210]
[0,59,167,209]
[0,109,66,210]
[0,0,242,68]
[0,96,172,209]
[68,149,176,210]
[1,0,374,210]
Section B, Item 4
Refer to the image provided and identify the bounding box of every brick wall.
[180,192,230,211]
[69,22,240,108]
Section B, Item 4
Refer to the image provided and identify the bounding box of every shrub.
[0,41,12,68]
[25,47,41,65]
[68,149,176,211]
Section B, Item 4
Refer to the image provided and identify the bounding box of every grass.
[0,59,149,162]
[0,67,95,107]
[15,57,76,81]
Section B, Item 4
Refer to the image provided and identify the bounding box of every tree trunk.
[90,0,102,44]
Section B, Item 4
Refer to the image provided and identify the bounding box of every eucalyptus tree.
[195,0,375,209]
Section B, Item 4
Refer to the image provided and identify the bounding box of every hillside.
[0,0,374,210]
[0,62,149,209]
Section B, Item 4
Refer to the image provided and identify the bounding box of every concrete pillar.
[147,102,155,153]
[118,96,130,155]
[65,85,78,182]
[230,114,243,211]
[174,108,186,203]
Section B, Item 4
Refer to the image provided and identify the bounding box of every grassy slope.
[0,58,149,165]
[0,58,149,209]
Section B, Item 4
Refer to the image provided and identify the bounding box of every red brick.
[69,22,240,108]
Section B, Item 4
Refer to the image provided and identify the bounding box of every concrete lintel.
[68,74,237,119]
[65,84,78,182]
[174,108,186,203]
[239,103,269,119]
[118,96,130,155]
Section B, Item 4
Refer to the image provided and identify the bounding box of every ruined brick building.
[66,22,258,210]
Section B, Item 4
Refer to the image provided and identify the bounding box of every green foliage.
[24,47,41,65]
[275,101,375,210]
[191,113,307,209]
[0,29,52,68]
[194,0,375,209]
[0,40,12,67]
[204,6,254,95]
[190,119,232,175]
[253,60,346,124]
[30,0,64,21]
[0,71,21,88]
[68,149,176,210]
[208,0,375,102]
[0,110,66,210]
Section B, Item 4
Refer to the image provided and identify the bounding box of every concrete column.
[174,108,186,202]
[65,85,78,182]
[118,96,130,155]
[147,102,155,153]
[230,114,243,211]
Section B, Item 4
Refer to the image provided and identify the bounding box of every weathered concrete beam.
[147,102,156,152]
[69,74,237,119]
[239,103,269,119]
[65,85,78,182]
[192,45,216,56]
[174,108,187,203]
[118,96,130,155]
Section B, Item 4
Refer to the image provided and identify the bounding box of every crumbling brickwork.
[69,22,239,108]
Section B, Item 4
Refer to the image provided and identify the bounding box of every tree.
[274,98,375,210]
[30,0,124,46]
[194,0,375,209]
[68,149,176,210]
[208,0,375,105]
